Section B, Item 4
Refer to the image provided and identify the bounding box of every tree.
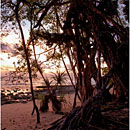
[32,0,128,101]
[1,0,129,129]
[2,0,40,123]
[51,70,67,87]
[33,0,129,129]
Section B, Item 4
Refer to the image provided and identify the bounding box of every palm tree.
[50,70,67,112]
[43,77,53,90]
[51,70,67,88]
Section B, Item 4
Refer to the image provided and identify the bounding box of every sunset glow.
[1,34,19,72]
[1,33,67,75]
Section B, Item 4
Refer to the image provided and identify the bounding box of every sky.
[0,23,69,78]
[0,21,29,78]
[1,33,19,72]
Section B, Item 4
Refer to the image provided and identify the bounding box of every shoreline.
[1,85,75,105]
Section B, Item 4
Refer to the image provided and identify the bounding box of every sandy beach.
[1,93,80,130]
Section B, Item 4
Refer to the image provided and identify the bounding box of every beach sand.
[1,93,80,130]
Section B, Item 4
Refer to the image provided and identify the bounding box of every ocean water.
[1,76,43,90]
[1,75,73,91]
[1,76,75,98]
[1,73,96,95]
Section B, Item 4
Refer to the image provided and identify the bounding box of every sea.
[1,73,96,96]
[1,74,76,97]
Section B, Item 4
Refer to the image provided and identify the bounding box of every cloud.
[1,42,13,53]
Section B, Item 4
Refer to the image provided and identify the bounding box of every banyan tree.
[34,0,129,102]
[1,0,129,129]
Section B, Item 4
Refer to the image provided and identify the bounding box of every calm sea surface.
[1,76,73,90]
[1,74,95,94]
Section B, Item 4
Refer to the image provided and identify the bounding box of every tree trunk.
[15,1,40,123]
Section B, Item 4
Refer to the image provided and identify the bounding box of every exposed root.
[47,90,129,130]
